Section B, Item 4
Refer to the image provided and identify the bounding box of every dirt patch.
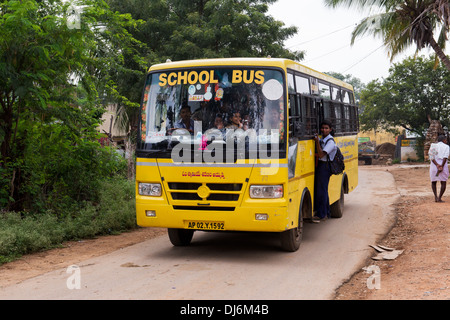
[375,142,396,157]
[335,165,450,300]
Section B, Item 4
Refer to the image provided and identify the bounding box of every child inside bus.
[213,114,226,135]
[226,111,243,130]
[174,105,195,134]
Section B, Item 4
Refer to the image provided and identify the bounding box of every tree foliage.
[0,0,140,212]
[359,55,450,136]
[324,71,366,103]
[324,0,450,71]
[108,0,303,65]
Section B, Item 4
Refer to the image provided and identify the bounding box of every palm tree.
[324,0,450,71]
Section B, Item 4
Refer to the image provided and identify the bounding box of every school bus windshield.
[138,67,286,160]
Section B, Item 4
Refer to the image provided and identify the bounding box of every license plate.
[186,221,225,230]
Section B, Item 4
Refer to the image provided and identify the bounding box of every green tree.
[159,0,304,61]
[324,0,450,71]
[0,0,142,211]
[324,71,366,103]
[359,55,450,135]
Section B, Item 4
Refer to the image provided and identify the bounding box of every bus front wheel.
[280,213,303,252]
[168,228,194,246]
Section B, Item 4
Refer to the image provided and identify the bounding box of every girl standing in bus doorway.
[429,135,449,202]
[313,120,337,222]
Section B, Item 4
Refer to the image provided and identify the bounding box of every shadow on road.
[148,222,324,264]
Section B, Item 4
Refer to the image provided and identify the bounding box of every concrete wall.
[400,139,419,162]
[358,130,397,145]
[98,104,128,141]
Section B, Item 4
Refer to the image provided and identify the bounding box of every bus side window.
[351,105,359,133]
[344,105,350,133]
[342,90,350,104]
[288,94,296,135]
[323,100,332,123]
[302,95,317,136]
[289,94,304,137]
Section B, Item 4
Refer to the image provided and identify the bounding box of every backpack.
[324,138,345,175]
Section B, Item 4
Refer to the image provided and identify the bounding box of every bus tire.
[280,222,302,252]
[168,228,194,246]
[330,183,345,218]
[280,194,308,252]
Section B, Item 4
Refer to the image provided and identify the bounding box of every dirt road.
[0,167,399,300]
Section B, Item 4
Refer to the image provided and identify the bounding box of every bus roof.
[149,57,354,91]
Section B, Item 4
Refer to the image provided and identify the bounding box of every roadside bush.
[0,212,63,263]
[95,176,137,232]
[0,163,9,209]
[17,123,128,215]
[0,119,137,264]
[0,177,137,265]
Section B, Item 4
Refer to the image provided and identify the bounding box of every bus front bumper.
[136,202,291,233]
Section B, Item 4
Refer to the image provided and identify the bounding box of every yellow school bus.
[136,58,359,251]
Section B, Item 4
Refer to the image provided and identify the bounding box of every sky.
[267,0,428,84]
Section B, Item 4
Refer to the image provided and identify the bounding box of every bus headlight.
[249,185,283,199]
[138,183,162,196]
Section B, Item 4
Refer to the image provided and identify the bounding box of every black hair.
[320,119,333,128]
[227,110,241,123]
[437,135,446,142]
[180,104,191,112]
[320,119,335,136]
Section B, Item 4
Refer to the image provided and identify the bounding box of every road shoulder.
[335,165,449,300]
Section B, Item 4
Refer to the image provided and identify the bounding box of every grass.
[0,177,137,265]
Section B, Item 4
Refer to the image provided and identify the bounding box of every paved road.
[0,168,399,300]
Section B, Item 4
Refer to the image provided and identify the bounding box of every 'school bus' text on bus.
[136,58,359,251]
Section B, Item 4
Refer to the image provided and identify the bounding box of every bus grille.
[172,206,236,211]
[167,182,243,203]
